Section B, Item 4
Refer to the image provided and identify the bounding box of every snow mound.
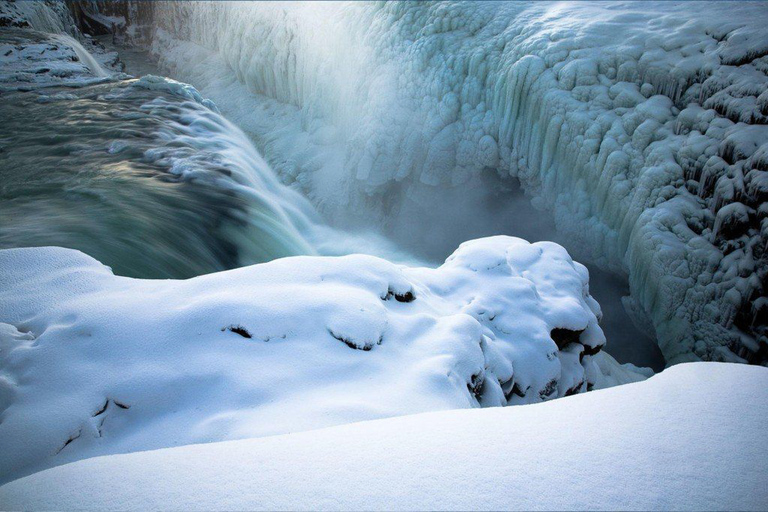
[1,362,764,510]
[0,237,645,482]
[145,2,768,365]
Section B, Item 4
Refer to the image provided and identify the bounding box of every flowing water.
[0,81,319,278]
[49,34,109,77]
[0,31,318,278]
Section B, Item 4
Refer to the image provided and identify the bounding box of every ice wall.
[146,1,768,365]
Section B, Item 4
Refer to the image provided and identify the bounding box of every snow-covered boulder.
[0,237,645,482]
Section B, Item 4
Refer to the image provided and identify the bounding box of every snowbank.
[1,363,764,510]
[146,2,768,365]
[0,237,646,483]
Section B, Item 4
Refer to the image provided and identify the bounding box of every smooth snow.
[1,363,764,510]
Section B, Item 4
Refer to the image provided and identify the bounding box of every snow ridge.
[144,1,768,365]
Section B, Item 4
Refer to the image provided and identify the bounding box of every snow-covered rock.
[0,237,646,483]
[0,28,115,90]
[1,362,764,510]
[143,2,768,365]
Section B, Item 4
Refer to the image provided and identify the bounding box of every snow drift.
[138,1,768,365]
[0,237,647,483]
[1,362,765,510]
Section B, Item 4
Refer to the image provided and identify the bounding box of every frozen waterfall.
[136,1,768,365]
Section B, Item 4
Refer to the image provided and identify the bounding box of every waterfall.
[143,1,768,365]
[51,33,109,77]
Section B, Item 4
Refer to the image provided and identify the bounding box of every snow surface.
[142,2,768,365]
[1,363,765,510]
[0,237,647,483]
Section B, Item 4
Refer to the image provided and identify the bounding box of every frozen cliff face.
[0,1,76,35]
[144,1,768,365]
[0,237,646,482]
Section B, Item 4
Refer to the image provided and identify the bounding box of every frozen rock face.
[143,1,768,365]
[0,1,76,35]
[0,237,645,482]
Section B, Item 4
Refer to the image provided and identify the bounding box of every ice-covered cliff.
[0,237,647,482]
[0,0,76,35]
[141,2,768,365]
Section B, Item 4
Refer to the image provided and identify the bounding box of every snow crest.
[0,237,643,482]
[144,2,768,365]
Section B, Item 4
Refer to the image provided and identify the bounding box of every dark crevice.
[550,328,584,350]
[113,400,130,410]
[92,399,109,417]
[511,382,528,398]
[222,324,252,339]
[564,380,585,397]
[467,372,484,402]
[582,343,604,357]
[538,378,558,400]
[55,429,82,455]
[382,287,416,303]
[328,328,381,351]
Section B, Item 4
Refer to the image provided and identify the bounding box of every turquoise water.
[0,77,315,278]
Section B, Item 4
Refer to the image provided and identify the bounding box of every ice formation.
[0,0,75,35]
[133,2,768,365]
[0,237,647,482]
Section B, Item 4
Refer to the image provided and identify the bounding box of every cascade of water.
[50,33,109,77]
